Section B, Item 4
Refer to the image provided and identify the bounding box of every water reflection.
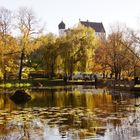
[0,86,139,139]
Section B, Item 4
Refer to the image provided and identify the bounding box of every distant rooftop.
[80,21,105,33]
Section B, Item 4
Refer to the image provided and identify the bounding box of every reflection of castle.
[58,20,106,38]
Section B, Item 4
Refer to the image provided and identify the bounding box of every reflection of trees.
[0,99,139,139]
[0,87,139,139]
[105,110,140,140]
[0,87,113,110]
[29,88,113,112]
[0,94,15,110]
[0,109,44,139]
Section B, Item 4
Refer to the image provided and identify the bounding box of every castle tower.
[58,21,66,36]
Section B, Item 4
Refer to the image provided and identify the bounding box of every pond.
[0,85,140,140]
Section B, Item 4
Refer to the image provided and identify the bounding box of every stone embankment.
[106,79,140,91]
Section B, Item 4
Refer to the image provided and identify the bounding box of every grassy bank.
[0,78,96,88]
[1,79,138,92]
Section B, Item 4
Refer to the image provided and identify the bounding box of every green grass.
[0,82,31,88]
[0,78,63,88]
[0,78,97,88]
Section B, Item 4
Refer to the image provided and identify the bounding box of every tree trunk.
[134,65,136,78]
[18,51,24,81]
[69,62,73,80]
[115,71,118,80]
[3,71,6,83]
[3,58,6,84]
[50,63,54,79]
[118,72,121,80]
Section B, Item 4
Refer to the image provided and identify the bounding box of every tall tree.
[16,7,43,80]
[0,7,13,81]
[95,25,139,79]
[58,24,97,77]
[29,33,58,78]
[94,39,110,78]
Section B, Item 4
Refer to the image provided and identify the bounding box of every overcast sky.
[0,0,140,34]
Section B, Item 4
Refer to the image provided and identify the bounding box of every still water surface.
[0,85,140,140]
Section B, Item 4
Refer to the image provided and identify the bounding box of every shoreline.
[0,79,140,92]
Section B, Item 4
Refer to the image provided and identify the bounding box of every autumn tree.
[107,27,140,79]
[94,39,110,78]
[123,30,140,78]
[95,25,139,79]
[107,31,130,79]
[16,7,43,80]
[58,24,97,77]
[44,34,58,78]
[29,33,59,78]
[27,35,48,70]
[0,7,16,81]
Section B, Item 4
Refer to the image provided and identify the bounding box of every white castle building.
[58,20,106,38]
